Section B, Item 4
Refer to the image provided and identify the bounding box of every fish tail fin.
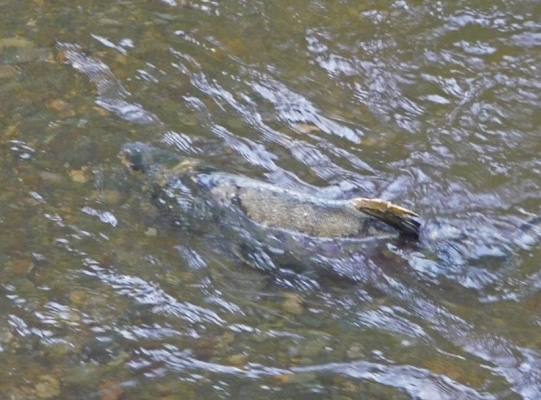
[350,198,421,239]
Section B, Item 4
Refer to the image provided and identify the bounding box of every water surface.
[1,0,541,399]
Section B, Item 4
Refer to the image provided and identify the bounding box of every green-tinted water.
[1,0,541,399]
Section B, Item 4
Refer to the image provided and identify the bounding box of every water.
[1,0,541,399]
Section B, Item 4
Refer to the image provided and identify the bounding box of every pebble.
[225,353,248,367]
[145,227,158,237]
[35,375,61,399]
[69,289,88,306]
[346,343,365,359]
[8,258,34,276]
[38,171,63,183]
[99,380,123,400]
[282,293,304,315]
[96,189,124,205]
[69,167,92,183]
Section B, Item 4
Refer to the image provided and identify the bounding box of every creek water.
[1,1,541,399]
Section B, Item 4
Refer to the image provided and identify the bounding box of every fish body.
[120,142,421,241]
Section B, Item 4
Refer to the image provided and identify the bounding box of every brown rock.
[69,167,92,183]
[99,380,123,400]
[69,289,88,305]
[48,99,68,112]
[9,259,34,276]
[282,293,304,315]
[225,353,248,367]
[35,375,61,399]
